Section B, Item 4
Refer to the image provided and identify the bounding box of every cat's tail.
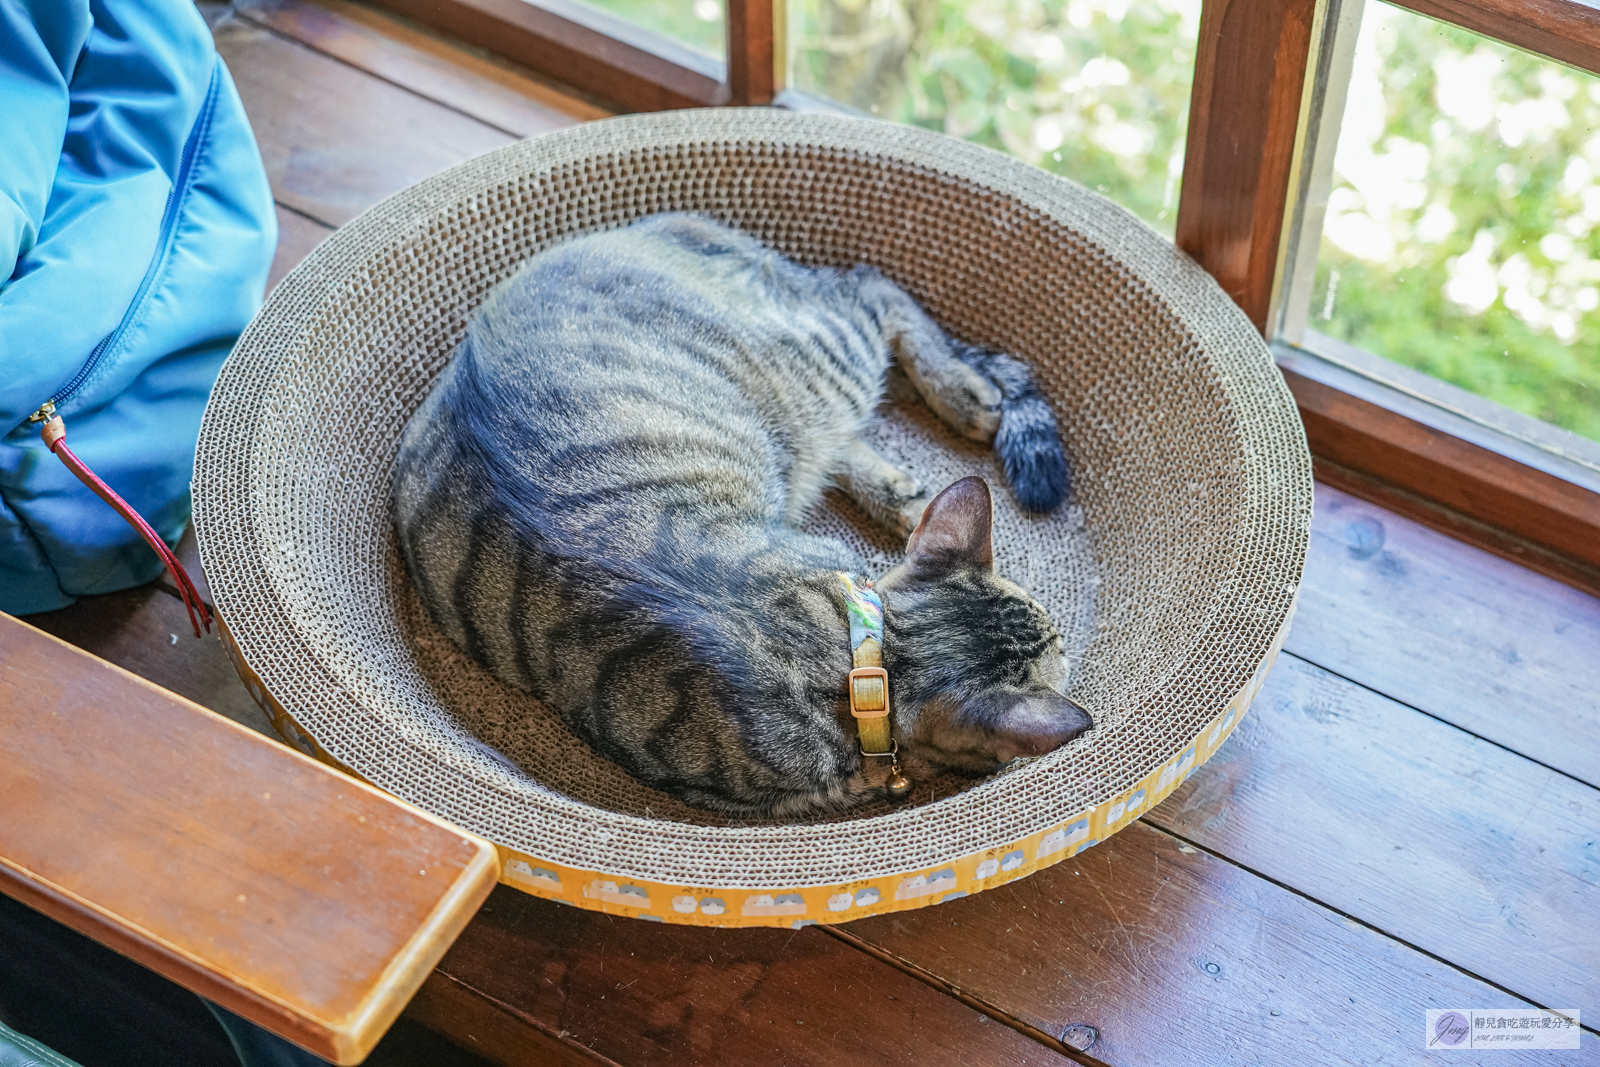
[960,347,1071,513]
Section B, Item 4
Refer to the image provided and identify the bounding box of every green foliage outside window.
[790,0,1200,235]
[1312,3,1600,442]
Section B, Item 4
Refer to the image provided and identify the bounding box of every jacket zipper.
[28,62,223,425]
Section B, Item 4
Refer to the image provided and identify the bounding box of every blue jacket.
[1,0,275,614]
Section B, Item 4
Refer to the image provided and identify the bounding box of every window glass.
[788,0,1201,234]
[1310,1,1600,442]
[577,0,725,59]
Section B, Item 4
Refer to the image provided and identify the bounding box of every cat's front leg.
[835,437,930,539]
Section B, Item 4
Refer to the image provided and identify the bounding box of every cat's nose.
[1058,697,1094,743]
[1033,696,1093,753]
[995,693,1093,761]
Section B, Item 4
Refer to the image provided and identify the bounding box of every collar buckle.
[847,666,890,720]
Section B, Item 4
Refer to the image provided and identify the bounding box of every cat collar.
[838,573,913,799]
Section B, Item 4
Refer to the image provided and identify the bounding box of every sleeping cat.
[394,213,1093,817]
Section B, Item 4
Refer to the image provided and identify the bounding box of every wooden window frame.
[370,0,1600,590]
[1176,0,1600,592]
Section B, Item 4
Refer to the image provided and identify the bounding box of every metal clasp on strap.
[861,738,898,760]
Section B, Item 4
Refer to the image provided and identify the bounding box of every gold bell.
[862,739,914,800]
[885,746,913,800]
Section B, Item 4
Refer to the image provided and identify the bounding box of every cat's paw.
[925,361,1003,442]
[869,466,929,540]
[837,439,931,539]
[890,490,932,540]
[879,464,922,503]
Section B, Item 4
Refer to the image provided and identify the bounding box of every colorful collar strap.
[837,573,912,798]
[840,572,885,657]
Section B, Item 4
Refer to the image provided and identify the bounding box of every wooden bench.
[0,614,498,1064]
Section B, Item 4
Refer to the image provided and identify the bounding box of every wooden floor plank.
[237,0,609,136]
[159,524,213,608]
[840,821,1594,1066]
[409,886,1072,1067]
[1288,482,1600,788]
[22,584,273,736]
[1147,651,1600,1014]
[407,974,619,1067]
[269,204,335,293]
[215,19,513,227]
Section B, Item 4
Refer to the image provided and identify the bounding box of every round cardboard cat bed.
[193,108,1311,928]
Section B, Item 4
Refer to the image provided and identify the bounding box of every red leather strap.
[42,416,212,638]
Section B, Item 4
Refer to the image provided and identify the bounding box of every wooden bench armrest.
[0,613,499,1065]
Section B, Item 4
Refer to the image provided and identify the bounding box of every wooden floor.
[9,2,1599,1064]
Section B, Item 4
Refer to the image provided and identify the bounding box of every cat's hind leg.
[835,437,930,540]
[857,275,1003,442]
[856,272,1070,513]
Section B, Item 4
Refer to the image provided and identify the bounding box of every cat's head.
[877,476,1093,775]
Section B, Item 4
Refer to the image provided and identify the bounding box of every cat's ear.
[904,476,993,574]
[987,691,1094,763]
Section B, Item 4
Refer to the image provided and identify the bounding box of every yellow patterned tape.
[222,610,1288,928]
[219,618,368,782]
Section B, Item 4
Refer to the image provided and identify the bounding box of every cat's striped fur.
[394,214,1091,816]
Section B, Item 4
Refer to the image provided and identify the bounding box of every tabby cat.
[394,214,1093,816]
